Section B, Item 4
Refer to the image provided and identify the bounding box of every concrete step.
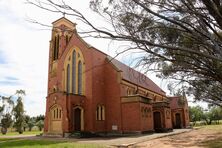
[43,132,63,138]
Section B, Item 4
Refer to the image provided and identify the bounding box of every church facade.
[44,17,189,136]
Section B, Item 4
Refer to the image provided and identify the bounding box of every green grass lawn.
[0,130,42,136]
[0,138,105,148]
[195,124,222,131]
[198,125,222,148]
[202,124,222,129]
[0,138,17,142]
[202,137,222,148]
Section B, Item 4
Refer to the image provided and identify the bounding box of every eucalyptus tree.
[189,106,204,125]
[27,0,222,106]
[0,95,14,134]
[203,106,222,125]
[13,90,26,134]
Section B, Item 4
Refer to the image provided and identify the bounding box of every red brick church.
[44,17,190,137]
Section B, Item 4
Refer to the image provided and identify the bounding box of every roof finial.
[63,12,66,17]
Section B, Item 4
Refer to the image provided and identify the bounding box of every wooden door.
[74,108,81,131]
[175,113,181,128]
[153,112,162,130]
[50,106,62,133]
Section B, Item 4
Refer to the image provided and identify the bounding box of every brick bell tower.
[44,17,76,135]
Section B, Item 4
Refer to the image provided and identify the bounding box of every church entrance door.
[175,113,182,128]
[153,111,162,131]
[74,108,81,131]
[49,105,62,134]
[73,107,84,131]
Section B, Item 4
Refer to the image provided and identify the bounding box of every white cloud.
[0,0,108,116]
[0,0,205,117]
[0,0,49,116]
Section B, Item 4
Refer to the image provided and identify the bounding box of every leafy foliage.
[13,90,26,134]
[23,115,45,131]
[189,106,222,125]
[35,115,45,122]
[203,106,222,125]
[1,113,13,135]
[36,120,44,131]
[0,95,14,135]
[189,106,204,125]
[0,105,4,117]
[27,119,35,131]
[1,113,13,129]
[1,90,45,134]
[26,0,222,106]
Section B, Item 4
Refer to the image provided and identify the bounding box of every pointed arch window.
[56,35,59,59]
[72,51,76,94]
[96,105,105,121]
[53,36,57,60]
[66,35,69,45]
[64,49,84,95]
[66,64,70,93]
[78,61,82,94]
[53,35,59,60]
[51,105,62,120]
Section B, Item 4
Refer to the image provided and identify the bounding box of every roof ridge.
[107,56,166,95]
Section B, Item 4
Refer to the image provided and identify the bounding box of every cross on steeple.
[63,12,66,17]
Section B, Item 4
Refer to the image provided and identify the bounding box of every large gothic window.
[78,61,82,94]
[64,48,84,95]
[66,64,70,93]
[72,51,76,93]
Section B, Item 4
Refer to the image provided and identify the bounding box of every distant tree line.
[189,106,222,126]
[0,90,44,135]
[24,114,45,132]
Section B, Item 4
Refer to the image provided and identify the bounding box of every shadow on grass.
[0,139,104,148]
[0,138,18,142]
[200,137,222,148]
[0,131,42,137]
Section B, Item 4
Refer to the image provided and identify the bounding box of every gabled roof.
[52,17,76,25]
[107,56,166,96]
[56,17,166,96]
[52,17,76,30]
[169,96,188,109]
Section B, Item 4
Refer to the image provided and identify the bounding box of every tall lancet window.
[53,35,59,60]
[78,61,82,94]
[66,35,69,45]
[66,64,70,93]
[72,51,76,94]
[53,36,57,60]
[64,48,84,95]
[56,35,59,59]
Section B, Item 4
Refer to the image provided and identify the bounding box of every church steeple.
[49,17,76,78]
[51,17,76,61]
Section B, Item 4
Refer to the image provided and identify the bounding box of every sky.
[0,0,206,116]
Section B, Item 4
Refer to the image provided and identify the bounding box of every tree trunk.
[1,127,7,135]
[18,127,23,134]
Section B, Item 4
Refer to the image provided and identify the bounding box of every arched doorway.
[73,107,84,131]
[49,104,62,133]
[153,111,162,132]
[175,113,182,128]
